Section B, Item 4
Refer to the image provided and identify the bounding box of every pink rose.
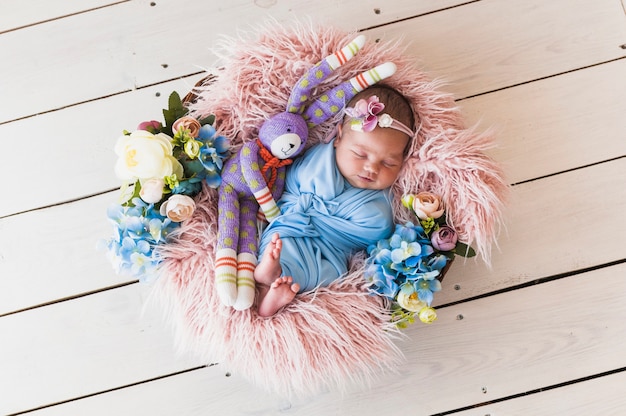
[172,116,201,137]
[137,120,163,133]
[431,226,458,251]
[159,194,196,222]
[412,192,445,220]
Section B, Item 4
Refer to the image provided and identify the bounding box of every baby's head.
[334,85,415,190]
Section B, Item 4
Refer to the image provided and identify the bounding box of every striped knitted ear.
[303,62,397,127]
[286,35,366,114]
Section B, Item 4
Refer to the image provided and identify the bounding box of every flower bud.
[172,116,201,137]
[139,178,165,203]
[401,194,414,209]
[159,194,196,222]
[137,120,163,134]
[184,139,201,158]
[431,226,458,251]
[418,307,437,324]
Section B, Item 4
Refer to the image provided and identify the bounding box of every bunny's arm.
[240,140,281,221]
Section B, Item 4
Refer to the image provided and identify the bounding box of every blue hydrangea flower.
[399,272,442,305]
[102,202,180,281]
[195,125,229,188]
[365,263,399,298]
[198,125,229,151]
[364,220,448,306]
[420,253,448,273]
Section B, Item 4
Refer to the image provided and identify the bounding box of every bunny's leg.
[215,183,240,307]
[232,196,259,311]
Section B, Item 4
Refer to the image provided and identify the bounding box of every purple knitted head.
[258,112,308,159]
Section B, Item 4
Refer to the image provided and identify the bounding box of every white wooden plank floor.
[1,0,625,415]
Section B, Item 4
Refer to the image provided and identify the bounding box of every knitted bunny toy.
[215,35,398,310]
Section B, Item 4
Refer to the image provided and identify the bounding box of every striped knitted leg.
[215,248,238,307]
[288,35,366,114]
[348,62,397,92]
[215,184,240,307]
[233,197,260,311]
[324,34,365,70]
[233,252,257,311]
[253,186,280,222]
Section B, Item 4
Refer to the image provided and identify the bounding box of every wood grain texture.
[0,0,470,123]
[453,371,626,416]
[435,158,626,305]
[459,59,626,184]
[0,0,122,33]
[0,192,130,316]
[365,0,626,98]
[0,283,201,415]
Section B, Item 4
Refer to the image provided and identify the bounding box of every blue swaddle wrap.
[258,140,394,292]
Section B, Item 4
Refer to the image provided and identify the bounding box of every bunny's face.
[258,112,308,159]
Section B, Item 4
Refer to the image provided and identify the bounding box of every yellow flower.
[184,139,201,158]
[418,306,438,324]
[114,130,182,181]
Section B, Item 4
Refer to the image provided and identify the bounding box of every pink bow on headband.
[345,96,384,132]
[345,95,415,137]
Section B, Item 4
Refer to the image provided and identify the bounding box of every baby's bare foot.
[254,233,283,286]
[257,276,300,317]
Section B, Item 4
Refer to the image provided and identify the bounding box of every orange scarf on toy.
[256,138,293,189]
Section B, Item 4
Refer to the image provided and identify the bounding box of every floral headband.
[344,95,414,137]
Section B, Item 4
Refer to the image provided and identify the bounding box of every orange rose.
[412,192,445,220]
[172,116,201,137]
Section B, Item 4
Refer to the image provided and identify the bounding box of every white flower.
[159,194,196,222]
[139,178,165,203]
[396,291,428,312]
[114,130,183,181]
[350,119,364,132]
[378,113,393,128]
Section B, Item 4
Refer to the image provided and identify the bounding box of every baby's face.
[334,125,409,190]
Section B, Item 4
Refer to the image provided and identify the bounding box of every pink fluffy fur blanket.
[151,22,507,397]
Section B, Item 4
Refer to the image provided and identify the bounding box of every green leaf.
[120,180,142,207]
[454,242,476,258]
[162,91,188,132]
[198,114,215,126]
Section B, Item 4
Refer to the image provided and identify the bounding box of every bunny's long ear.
[286,35,366,114]
[303,62,397,127]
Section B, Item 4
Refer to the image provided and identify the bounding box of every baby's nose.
[364,162,379,174]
